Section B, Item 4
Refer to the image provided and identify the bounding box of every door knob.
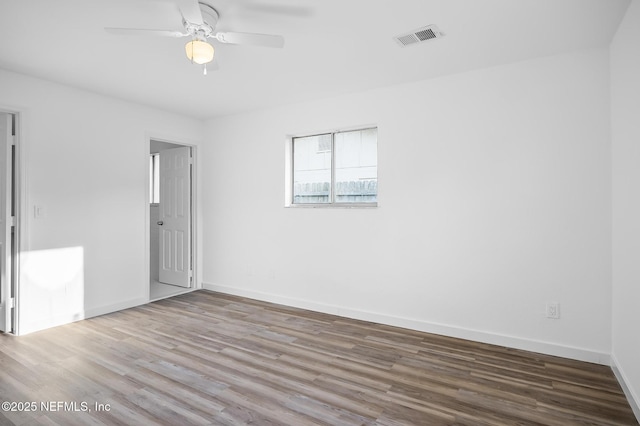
[157,221,163,226]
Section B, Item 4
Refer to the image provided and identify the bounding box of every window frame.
[287,126,378,208]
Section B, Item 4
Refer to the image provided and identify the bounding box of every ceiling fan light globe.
[185,40,214,65]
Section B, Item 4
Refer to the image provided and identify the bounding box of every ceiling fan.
[105,0,285,74]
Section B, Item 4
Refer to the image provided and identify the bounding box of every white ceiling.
[0,0,630,119]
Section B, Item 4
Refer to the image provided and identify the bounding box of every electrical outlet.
[546,302,560,319]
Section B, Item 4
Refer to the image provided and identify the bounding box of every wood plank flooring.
[0,290,637,425]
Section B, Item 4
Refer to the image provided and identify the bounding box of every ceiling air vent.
[394,25,444,47]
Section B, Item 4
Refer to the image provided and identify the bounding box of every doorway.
[0,111,18,334]
[149,139,196,301]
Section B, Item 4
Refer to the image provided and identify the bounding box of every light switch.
[34,205,45,219]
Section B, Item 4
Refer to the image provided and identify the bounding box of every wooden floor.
[0,291,637,425]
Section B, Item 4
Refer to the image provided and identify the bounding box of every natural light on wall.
[21,247,85,333]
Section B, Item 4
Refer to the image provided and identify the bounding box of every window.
[150,153,160,204]
[290,127,377,206]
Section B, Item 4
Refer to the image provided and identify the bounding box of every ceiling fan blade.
[176,0,203,25]
[105,28,189,38]
[214,32,285,48]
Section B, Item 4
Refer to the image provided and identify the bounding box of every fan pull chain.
[203,64,208,75]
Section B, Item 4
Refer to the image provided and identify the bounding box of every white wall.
[611,0,640,417]
[0,69,203,334]
[202,48,613,363]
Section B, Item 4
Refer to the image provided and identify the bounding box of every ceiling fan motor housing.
[183,2,218,39]
[199,2,219,28]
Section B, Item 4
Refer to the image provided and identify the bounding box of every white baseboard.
[202,283,610,365]
[18,297,149,336]
[149,287,197,303]
[84,297,150,319]
[611,355,640,423]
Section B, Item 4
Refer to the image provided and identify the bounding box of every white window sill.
[285,203,377,208]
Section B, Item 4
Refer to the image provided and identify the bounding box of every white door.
[158,146,191,287]
[0,113,13,332]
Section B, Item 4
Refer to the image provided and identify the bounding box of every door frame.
[0,107,23,335]
[144,134,200,301]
